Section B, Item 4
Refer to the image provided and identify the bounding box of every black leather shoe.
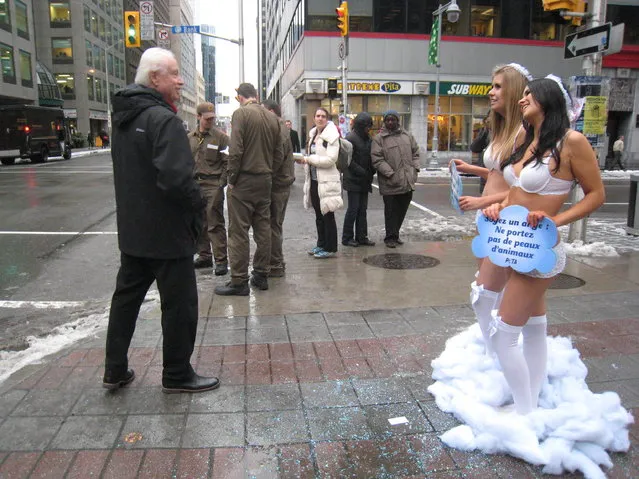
[396,238,404,245]
[342,239,359,247]
[358,238,376,246]
[215,281,249,296]
[103,369,135,390]
[385,240,397,248]
[214,263,228,276]
[162,374,220,394]
[194,256,213,268]
[268,267,285,277]
[250,274,269,290]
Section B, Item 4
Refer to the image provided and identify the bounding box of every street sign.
[158,29,169,40]
[338,41,345,60]
[171,25,200,34]
[158,39,170,49]
[140,0,154,41]
[564,23,611,59]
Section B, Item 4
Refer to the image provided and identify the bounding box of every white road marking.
[372,183,444,218]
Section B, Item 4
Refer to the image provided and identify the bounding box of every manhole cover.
[549,273,586,290]
[363,253,440,270]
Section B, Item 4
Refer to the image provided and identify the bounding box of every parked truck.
[0,105,72,165]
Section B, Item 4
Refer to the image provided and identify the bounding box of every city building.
[33,0,128,138]
[200,23,216,104]
[169,0,197,131]
[261,0,639,166]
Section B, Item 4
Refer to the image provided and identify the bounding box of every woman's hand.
[482,202,503,221]
[459,196,482,211]
[450,159,471,174]
[527,210,553,228]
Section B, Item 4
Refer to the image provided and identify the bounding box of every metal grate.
[549,273,586,290]
[363,253,440,270]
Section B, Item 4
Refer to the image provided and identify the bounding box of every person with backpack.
[296,107,343,258]
[371,110,420,248]
[342,112,376,247]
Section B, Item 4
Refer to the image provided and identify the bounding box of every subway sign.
[431,82,492,96]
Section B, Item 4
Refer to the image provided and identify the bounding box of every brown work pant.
[270,186,291,270]
[227,174,271,284]
[196,177,228,265]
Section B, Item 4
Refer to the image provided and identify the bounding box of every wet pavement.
[0,174,638,477]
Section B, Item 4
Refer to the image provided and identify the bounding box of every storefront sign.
[430,82,492,97]
[336,80,413,95]
[63,108,77,119]
[89,110,108,120]
[472,205,558,274]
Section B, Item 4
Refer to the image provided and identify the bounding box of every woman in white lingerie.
[482,76,605,415]
[452,63,531,353]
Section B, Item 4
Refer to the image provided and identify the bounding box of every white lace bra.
[503,155,573,195]
[482,144,500,172]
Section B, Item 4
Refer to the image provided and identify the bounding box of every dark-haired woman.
[297,107,343,258]
[483,75,605,415]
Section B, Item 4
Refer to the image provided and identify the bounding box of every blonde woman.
[452,63,532,353]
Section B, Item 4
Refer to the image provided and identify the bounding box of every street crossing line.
[372,183,444,218]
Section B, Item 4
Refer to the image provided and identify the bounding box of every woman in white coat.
[296,107,343,258]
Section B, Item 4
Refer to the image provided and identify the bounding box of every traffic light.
[542,0,585,26]
[328,78,338,99]
[566,0,585,26]
[124,11,141,48]
[336,1,349,37]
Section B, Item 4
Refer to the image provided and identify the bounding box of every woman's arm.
[459,190,509,211]
[451,159,489,179]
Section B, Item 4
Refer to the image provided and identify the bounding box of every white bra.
[483,144,500,172]
[503,155,573,195]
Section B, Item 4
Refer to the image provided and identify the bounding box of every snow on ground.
[428,324,634,478]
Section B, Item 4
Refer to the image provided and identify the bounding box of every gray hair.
[134,48,176,86]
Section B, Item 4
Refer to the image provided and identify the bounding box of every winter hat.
[383,110,399,121]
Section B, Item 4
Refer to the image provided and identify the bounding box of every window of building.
[86,40,93,67]
[91,11,98,37]
[0,0,11,32]
[95,77,102,102]
[108,53,114,76]
[19,49,32,87]
[50,1,71,27]
[471,1,499,37]
[93,44,103,70]
[607,5,639,45]
[55,73,75,98]
[16,0,29,39]
[0,43,15,84]
[84,6,91,32]
[52,38,73,63]
[105,0,111,18]
[99,16,106,42]
[87,74,94,101]
[531,2,568,41]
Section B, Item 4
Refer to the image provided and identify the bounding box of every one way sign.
[564,23,611,59]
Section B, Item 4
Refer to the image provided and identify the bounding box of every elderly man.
[371,110,420,248]
[105,48,219,394]
[214,83,282,296]
[190,102,230,276]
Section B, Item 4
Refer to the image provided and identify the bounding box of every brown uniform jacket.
[189,128,230,186]
[227,101,282,186]
[272,117,295,190]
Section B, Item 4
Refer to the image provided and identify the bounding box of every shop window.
[472,97,490,117]
[471,2,499,37]
[55,73,75,99]
[87,74,95,101]
[374,0,406,33]
[52,38,73,63]
[19,50,32,88]
[16,0,29,39]
[450,97,472,114]
[0,0,10,32]
[50,1,71,28]
[531,2,569,41]
[0,43,15,84]
[84,6,91,32]
[607,5,639,45]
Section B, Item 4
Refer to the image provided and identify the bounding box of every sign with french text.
[449,161,463,214]
[471,205,558,274]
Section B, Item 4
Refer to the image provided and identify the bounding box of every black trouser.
[611,151,625,170]
[105,253,198,382]
[342,190,369,243]
[310,179,337,253]
[383,191,413,243]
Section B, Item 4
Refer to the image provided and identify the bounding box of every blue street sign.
[171,25,200,34]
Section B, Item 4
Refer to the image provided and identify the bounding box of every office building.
[169,0,197,130]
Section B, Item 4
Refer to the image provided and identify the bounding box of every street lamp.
[428,0,461,169]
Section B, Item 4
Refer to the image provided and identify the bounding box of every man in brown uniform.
[262,100,295,277]
[215,83,283,296]
[189,102,230,276]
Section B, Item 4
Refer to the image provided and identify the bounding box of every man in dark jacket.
[342,112,376,247]
[371,110,420,248]
[104,48,219,394]
[263,100,295,277]
[286,120,301,153]
[214,83,283,296]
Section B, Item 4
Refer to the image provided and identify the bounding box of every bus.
[0,105,72,165]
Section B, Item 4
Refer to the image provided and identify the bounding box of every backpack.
[322,137,353,173]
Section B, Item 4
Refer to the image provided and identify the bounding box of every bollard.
[567,185,587,242]
[626,174,639,236]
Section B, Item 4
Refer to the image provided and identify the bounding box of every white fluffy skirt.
[428,324,634,479]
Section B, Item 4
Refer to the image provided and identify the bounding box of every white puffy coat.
[303,122,344,214]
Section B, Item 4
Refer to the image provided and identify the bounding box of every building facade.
[169,0,197,131]
[200,24,216,104]
[262,0,639,166]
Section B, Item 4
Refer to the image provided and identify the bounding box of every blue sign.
[471,205,558,274]
[449,161,463,215]
[171,25,200,34]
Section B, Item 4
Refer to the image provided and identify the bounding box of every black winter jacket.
[111,84,205,259]
[344,114,375,193]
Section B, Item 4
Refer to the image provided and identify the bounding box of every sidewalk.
[0,178,637,477]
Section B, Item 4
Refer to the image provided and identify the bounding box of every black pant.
[310,179,337,252]
[383,192,413,243]
[105,253,198,381]
[342,190,369,242]
[611,151,625,170]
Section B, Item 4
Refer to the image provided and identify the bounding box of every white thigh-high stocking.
[490,314,532,415]
[470,281,499,354]
[522,315,548,409]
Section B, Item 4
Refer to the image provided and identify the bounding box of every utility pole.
[336,1,349,118]
[238,0,244,83]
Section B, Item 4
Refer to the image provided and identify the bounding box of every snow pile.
[563,241,619,257]
[402,215,477,241]
[428,325,634,478]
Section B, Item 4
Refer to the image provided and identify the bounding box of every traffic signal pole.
[341,37,348,117]
[336,1,349,118]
